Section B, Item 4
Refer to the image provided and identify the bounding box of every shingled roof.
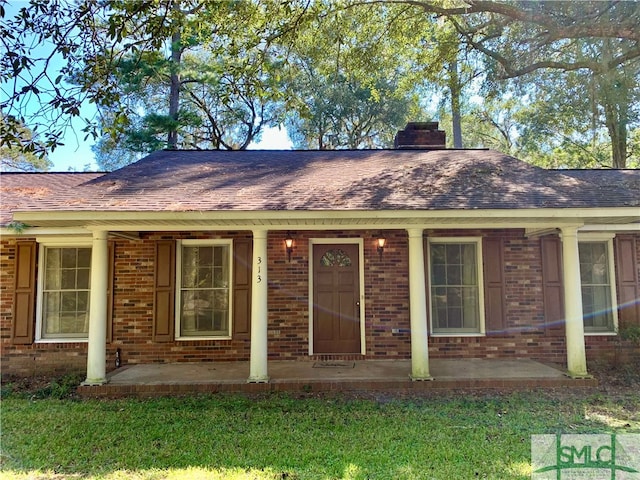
[0,172,103,226]
[1,149,639,226]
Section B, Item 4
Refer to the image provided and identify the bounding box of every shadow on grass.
[2,390,639,480]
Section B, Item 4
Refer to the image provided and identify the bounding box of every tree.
[283,2,428,149]
[401,0,640,167]
[1,0,307,158]
[0,117,52,171]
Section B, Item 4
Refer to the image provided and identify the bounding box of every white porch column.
[407,228,432,380]
[560,227,589,378]
[248,229,269,382]
[83,230,109,385]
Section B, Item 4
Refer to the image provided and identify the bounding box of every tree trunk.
[449,59,463,149]
[599,42,628,169]
[167,14,182,150]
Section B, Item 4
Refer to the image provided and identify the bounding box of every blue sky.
[49,125,293,172]
[4,2,292,172]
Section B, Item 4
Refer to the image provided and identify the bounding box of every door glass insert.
[320,249,352,267]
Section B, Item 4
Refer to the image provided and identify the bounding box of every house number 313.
[256,257,262,283]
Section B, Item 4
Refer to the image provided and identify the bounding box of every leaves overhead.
[1,0,638,168]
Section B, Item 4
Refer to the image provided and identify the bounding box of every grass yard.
[1,378,639,480]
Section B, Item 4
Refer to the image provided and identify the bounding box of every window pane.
[61,248,76,268]
[462,263,476,286]
[446,265,461,285]
[446,244,461,264]
[77,268,90,289]
[46,248,61,270]
[77,248,91,268]
[432,265,446,285]
[61,269,76,289]
[197,267,213,288]
[463,288,479,329]
[431,244,445,264]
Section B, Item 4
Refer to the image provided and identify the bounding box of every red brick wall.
[1,238,88,376]
[2,230,638,377]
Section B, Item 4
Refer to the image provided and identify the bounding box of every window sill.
[35,338,89,344]
[430,333,485,338]
[584,331,617,336]
[175,336,232,342]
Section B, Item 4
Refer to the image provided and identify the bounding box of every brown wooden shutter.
[12,241,37,345]
[153,240,175,342]
[106,241,115,343]
[541,236,565,335]
[483,237,506,335]
[615,235,640,326]
[233,238,253,337]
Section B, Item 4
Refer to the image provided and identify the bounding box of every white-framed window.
[36,241,92,341]
[176,240,232,340]
[578,236,618,334]
[428,238,485,335]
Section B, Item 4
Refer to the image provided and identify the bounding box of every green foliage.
[2,0,638,167]
[619,324,640,345]
[0,117,52,171]
[282,3,428,149]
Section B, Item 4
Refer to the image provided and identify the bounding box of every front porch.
[77,358,597,398]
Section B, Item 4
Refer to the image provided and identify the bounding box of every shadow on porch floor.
[77,358,597,398]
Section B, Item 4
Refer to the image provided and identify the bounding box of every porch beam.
[247,229,269,383]
[559,226,590,378]
[83,230,109,385]
[407,228,432,380]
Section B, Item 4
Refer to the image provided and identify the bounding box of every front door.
[313,243,361,354]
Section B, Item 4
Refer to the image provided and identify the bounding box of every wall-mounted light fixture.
[377,236,386,260]
[284,232,294,262]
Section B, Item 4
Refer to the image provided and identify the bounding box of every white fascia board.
[579,224,640,232]
[11,207,639,230]
[0,227,91,237]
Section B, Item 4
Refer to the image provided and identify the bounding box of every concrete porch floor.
[77,359,597,398]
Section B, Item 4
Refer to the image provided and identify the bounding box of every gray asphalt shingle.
[1,149,638,225]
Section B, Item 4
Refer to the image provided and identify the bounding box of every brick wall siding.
[2,230,638,377]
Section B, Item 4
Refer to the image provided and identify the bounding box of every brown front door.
[313,243,361,354]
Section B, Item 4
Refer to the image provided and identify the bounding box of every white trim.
[427,237,486,336]
[174,239,233,341]
[35,241,93,343]
[13,206,639,222]
[0,227,91,237]
[578,238,619,335]
[578,232,616,241]
[579,224,640,232]
[35,236,92,245]
[308,238,365,356]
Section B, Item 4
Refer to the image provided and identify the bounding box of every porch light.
[377,236,386,260]
[285,233,294,262]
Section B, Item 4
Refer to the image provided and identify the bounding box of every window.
[37,245,91,340]
[579,240,617,333]
[429,238,484,335]
[177,240,232,339]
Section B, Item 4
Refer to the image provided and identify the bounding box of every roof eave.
[8,207,639,232]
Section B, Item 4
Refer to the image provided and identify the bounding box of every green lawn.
[1,389,639,480]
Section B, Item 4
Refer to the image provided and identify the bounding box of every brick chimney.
[394,122,446,149]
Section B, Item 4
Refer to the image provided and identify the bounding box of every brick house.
[1,123,639,384]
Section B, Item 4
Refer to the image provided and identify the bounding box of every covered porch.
[77,358,597,398]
